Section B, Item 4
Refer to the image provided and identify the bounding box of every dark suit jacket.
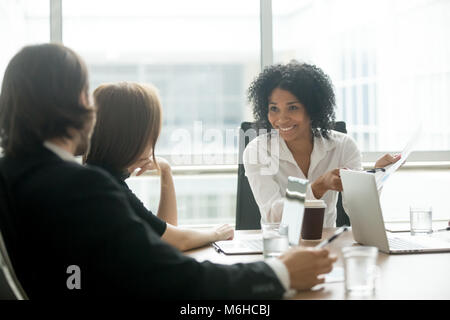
[0,146,285,299]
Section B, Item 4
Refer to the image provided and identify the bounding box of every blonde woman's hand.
[129,156,171,176]
[214,224,234,241]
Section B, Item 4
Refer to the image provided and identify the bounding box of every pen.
[436,227,450,232]
[366,168,386,173]
[315,227,348,249]
[212,242,223,253]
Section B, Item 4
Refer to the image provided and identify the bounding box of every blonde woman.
[84,82,233,251]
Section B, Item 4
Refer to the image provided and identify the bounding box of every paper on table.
[375,125,422,191]
[294,266,344,295]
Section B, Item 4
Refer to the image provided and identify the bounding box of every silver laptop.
[213,177,308,255]
[340,170,450,254]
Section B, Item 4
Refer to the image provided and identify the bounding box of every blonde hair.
[84,82,162,171]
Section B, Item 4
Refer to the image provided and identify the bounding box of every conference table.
[185,227,450,300]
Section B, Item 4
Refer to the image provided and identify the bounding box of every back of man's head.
[0,43,93,157]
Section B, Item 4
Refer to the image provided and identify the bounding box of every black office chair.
[235,122,261,230]
[235,121,351,230]
[332,122,351,227]
[0,169,28,300]
[0,230,27,299]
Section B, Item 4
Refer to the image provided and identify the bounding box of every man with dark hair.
[0,44,336,299]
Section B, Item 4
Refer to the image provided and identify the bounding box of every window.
[0,0,49,87]
[273,0,450,152]
[1,1,448,225]
[127,175,236,225]
[62,0,260,163]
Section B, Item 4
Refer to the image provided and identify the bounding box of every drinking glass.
[410,206,433,235]
[262,222,289,259]
[342,246,379,296]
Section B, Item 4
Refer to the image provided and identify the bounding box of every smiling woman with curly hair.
[243,61,400,226]
[248,61,336,139]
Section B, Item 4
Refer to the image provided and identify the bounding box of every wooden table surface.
[185,228,450,299]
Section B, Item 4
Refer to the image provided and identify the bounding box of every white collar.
[278,131,337,172]
[43,141,77,163]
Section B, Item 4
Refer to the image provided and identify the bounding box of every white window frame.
[50,0,62,43]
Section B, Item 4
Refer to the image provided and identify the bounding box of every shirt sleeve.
[264,258,290,292]
[243,141,285,223]
[88,164,168,236]
[122,184,167,236]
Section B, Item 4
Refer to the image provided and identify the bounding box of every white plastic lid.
[305,199,327,208]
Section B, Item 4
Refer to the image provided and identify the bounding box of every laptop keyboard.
[388,237,428,250]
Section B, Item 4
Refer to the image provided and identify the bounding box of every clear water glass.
[342,246,379,297]
[410,206,433,235]
[262,223,289,259]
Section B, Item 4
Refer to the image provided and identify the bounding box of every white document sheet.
[375,125,422,191]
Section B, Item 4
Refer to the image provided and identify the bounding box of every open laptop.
[213,177,308,255]
[340,170,450,254]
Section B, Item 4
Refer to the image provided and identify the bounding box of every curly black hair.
[247,60,336,139]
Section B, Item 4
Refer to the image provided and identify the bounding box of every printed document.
[375,125,422,190]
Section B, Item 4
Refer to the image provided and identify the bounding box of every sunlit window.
[1,1,448,225]
[0,0,49,87]
[273,0,450,152]
[62,0,260,164]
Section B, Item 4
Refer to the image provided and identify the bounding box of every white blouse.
[243,130,363,227]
